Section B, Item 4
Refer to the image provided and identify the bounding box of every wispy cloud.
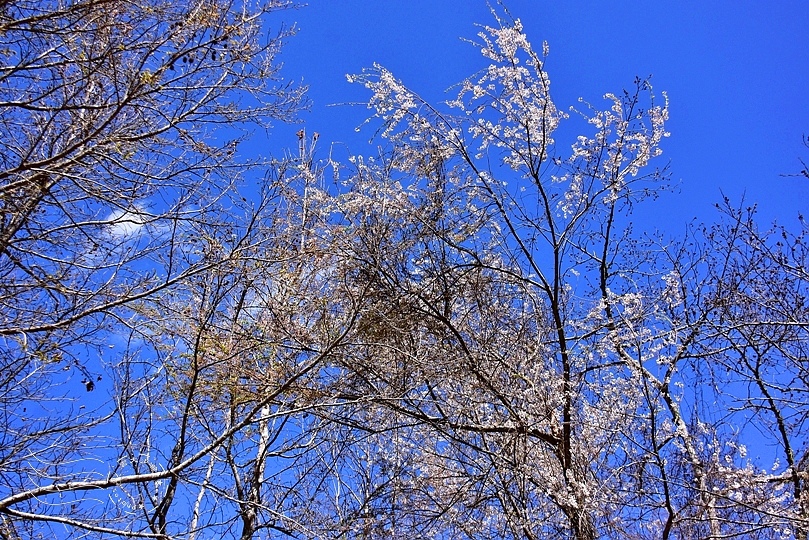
[105,207,150,239]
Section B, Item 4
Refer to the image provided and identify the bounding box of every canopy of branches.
[0,3,807,540]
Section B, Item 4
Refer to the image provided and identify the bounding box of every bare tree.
[0,133,375,538]
[0,1,323,538]
[659,200,809,539]
[0,0,302,355]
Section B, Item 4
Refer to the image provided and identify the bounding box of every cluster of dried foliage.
[1,2,807,539]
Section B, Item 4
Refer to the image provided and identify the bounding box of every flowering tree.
[299,12,808,539]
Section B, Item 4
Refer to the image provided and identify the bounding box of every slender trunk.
[239,403,271,540]
[189,449,218,540]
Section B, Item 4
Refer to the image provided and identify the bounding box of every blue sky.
[266,1,809,230]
